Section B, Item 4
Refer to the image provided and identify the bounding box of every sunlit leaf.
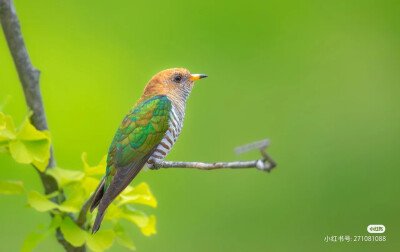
[32,158,49,172]
[27,190,59,212]
[103,203,123,221]
[60,216,88,247]
[0,180,25,194]
[114,222,135,250]
[59,189,86,213]
[47,167,84,188]
[8,117,51,171]
[80,177,100,198]
[0,112,4,129]
[18,117,48,141]
[140,215,156,236]
[82,152,107,176]
[120,206,149,228]
[118,182,157,208]
[86,229,115,252]
[49,215,62,230]
[9,140,32,163]
[0,112,17,140]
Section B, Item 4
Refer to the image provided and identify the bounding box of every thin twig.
[151,139,277,173]
[76,189,95,228]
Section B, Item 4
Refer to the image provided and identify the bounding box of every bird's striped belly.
[146,105,184,166]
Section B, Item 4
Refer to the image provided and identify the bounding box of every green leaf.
[27,190,59,212]
[86,229,115,252]
[82,152,107,176]
[0,112,4,129]
[8,117,51,171]
[21,215,62,252]
[21,230,47,252]
[0,112,17,141]
[0,180,25,194]
[9,140,32,163]
[141,215,156,236]
[117,182,157,208]
[59,189,86,213]
[48,215,62,230]
[120,206,151,230]
[46,167,84,188]
[60,216,88,247]
[114,223,135,250]
[103,204,157,236]
[103,203,123,221]
[80,177,100,198]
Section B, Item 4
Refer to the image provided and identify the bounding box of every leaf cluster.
[0,112,157,251]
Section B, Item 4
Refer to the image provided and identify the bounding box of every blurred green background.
[1,0,399,251]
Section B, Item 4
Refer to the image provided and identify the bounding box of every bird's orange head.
[140,68,207,104]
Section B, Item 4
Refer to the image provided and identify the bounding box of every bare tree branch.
[151,139,277,172]
[0,0,57,192]
[0,1,84,251]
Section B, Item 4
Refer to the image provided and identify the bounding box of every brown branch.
[0,1,85,251]
[151,139,277,172]
[0,0,57,193]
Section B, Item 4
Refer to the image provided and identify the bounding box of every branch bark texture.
[0,1,82,251]
[0,0,57,193]
[150,139,276,171]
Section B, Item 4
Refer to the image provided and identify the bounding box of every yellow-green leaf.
[80,177,100,198]
[114,223,135,250]
[22,137,50,162]
[60,216,88,247]
[103,203,123,221]
[86,229,115,252]
[32,158,49,172]
[9,140,32,164]
[49,215,62,230]
[18,117,49,141]
[8,117,51,171]
[21,230,47,252]
[0,112,4,129]
[21,215,62,252]
[59,189,86,213]
[27,190,59,212]
[0,180,25,194]
[120,207,149,228]
[0,112,17,140]
[47,167,84,188]
[141,215,156,236]
[82,152,107,176]
[118,182,157,208]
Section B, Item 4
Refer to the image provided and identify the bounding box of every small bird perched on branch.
[90,68,207,233]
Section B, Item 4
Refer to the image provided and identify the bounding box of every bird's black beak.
[189,74,208,81]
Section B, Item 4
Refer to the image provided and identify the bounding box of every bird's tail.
[90,177,106,234]
[90,177,105,213]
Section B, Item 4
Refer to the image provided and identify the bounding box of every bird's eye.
[174,75,182,82]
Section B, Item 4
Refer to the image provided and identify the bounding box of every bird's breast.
[146,103,185,166]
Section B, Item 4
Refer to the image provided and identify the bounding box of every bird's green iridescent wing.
[105,95,171,192]
[91,95,172,233]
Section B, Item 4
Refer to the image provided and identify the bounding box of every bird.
[90,68,207,233]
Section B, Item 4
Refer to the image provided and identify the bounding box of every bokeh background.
[1,0,399,251]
